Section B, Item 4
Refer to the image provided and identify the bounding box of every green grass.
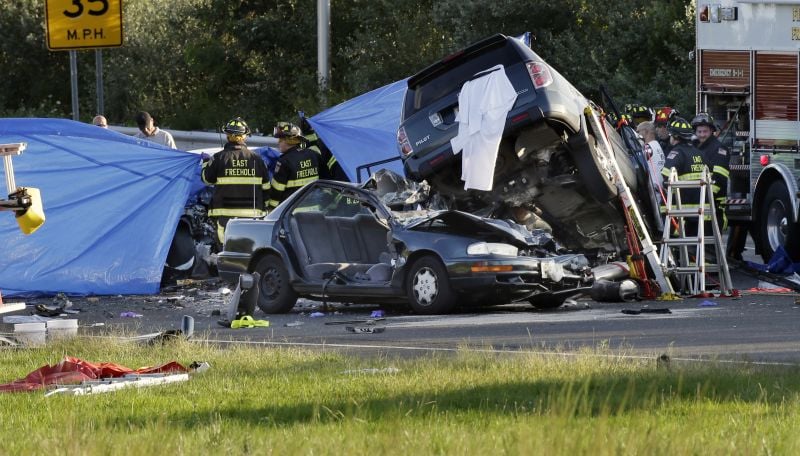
[1,336,799,455]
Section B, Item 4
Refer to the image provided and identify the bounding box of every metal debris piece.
[345,326,386,334]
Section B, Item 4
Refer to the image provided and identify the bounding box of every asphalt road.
[7,241,800,365]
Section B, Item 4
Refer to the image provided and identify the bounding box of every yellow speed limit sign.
[45,0,123,50]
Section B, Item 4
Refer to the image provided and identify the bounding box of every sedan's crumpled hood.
[397,210,533,248]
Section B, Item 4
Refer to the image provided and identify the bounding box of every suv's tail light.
[397,126,414,157]
[526,61,553,89]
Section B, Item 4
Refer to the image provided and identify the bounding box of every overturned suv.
[398,34,659,256]
[216,180,592,315]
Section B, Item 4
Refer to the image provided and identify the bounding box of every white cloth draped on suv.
[450,64,518,191]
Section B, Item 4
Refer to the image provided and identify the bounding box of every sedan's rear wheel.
[254,255,298,314]
[406,256,457,315]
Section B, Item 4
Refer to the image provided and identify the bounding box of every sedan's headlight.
[467,242,518,257]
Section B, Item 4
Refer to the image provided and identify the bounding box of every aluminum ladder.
[583,105,673,295]
[659,166,733,296]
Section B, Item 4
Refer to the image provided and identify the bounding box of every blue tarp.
[747,246,800,275]
[0,118,201,297]
[308,79,407,182]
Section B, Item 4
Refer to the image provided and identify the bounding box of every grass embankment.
[0,337,799,455]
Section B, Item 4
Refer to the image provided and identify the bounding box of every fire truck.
[696,0,800,261]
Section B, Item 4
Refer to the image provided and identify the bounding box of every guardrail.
[109,126,279,151]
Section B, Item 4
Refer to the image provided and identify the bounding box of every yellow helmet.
[668,117,694,140]
[223,117,250,143]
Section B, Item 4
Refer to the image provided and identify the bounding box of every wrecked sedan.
[217,180,592,315]
[398,33,661,256]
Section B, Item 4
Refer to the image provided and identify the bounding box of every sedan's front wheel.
[406,255,457,315]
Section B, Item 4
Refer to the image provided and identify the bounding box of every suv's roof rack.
[407,34,509,88]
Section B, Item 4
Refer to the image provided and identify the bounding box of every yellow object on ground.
[231,315,269,329]
[15,187,45,235]
[657,293,683,301]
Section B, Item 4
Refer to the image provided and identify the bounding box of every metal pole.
[69,50,79,121]
[317,0,330,108]
[95,49,104,116]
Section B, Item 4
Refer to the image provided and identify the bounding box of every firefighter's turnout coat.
[268,146,320,209]
[661,142,707,206]
[202,142,270,218]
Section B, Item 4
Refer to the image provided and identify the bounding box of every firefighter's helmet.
[667,117,694,141]
[655,107,678,125]
[273,122,304,139]
[627,104,654,122]
[223,117,250,143]
[691,112,717,131]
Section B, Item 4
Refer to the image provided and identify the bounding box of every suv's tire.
[406,255,457,315]
[758,180,800,262]
[254,255,298,314]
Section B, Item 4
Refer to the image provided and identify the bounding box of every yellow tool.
[230,315,269,329]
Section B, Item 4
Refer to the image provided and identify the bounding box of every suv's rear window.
[405,43,523,116]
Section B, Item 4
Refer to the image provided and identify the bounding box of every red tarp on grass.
[0,356,187,393]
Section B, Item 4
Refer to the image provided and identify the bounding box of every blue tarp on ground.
[308,79,407,182]
[0,118,201,297]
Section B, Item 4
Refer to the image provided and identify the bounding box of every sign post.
[44,0,123,119]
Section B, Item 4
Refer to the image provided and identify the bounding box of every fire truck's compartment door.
[699,50,750,93]
[754,52,799,143]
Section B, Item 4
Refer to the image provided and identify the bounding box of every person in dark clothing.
[201,117,270,243]
[661,117,707,237]
[692,112,730,232]
[299,115,349,181]
[268,122,320,209]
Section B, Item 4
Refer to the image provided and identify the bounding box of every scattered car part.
[590,279,640,302]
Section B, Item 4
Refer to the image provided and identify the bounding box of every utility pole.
[317,0,330,108]
[95,50,104,116]
[69,51,79,121]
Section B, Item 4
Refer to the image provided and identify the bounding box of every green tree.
[432,0,696,114]
[0,0,696,128]
[0,1,71,117]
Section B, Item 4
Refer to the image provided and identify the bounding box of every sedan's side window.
[291,187,336,214]
[291,186,370,217]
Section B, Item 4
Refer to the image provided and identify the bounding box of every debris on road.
[621,308,672,315]
[119,312,143,318]
[230,316,269,329]
[325,318,385,326]
[345,326,386,334]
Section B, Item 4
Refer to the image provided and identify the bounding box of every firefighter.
[299,115,348,181]
[626,104,654,126]
[661,117,706,237]
[692,112,729,232]
[201,117,270,243]
[268,122,320,209]
[655,107,678,154]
